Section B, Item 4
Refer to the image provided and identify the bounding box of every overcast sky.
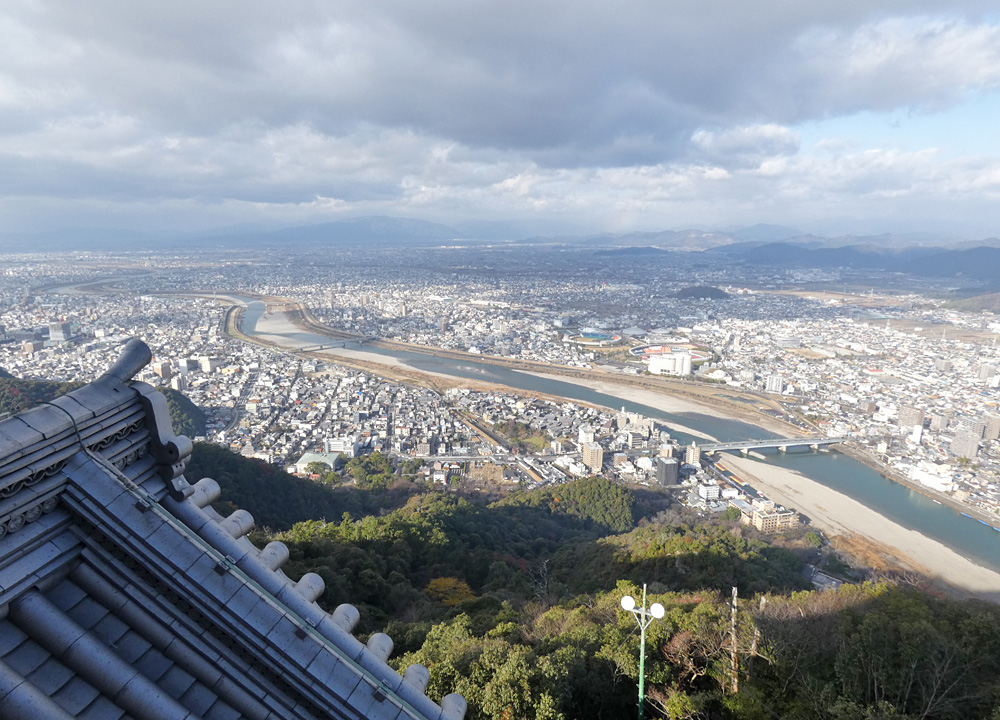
[3,1,1000,239]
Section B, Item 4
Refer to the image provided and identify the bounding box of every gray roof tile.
[109,629,151,665]
[180,680,218,715]
[26,656,74,695]
[78,694,128,720]
[3,638,49,676]
[158,664,197,699]
[0,624,28,655]
[51,676,102,715]
[66,595,112,631]
[203,698,242,720]
[93,611,131,647]
[0,340,465,720]
[133,646,173,683]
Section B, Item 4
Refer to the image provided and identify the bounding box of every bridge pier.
[810,444,819,451]
[778,446,787,453]
[740,448,749,456]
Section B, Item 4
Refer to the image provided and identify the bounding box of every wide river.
[240,301,1000,573]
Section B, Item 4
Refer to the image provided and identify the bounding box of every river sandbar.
[719,453,1000,602]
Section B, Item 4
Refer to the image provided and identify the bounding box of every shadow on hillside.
[547,524,812,597]
[736,586,1000,719]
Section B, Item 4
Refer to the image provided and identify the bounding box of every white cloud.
[691,124,800,168]
[1,1,1000,236]
[794,17,1000,115]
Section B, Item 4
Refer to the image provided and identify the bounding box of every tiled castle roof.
[0,339,466,720]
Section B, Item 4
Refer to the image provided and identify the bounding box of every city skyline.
[2,2,1000,240]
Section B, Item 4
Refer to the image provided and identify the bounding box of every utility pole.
[750,595,765,660]
[730,586,739,694]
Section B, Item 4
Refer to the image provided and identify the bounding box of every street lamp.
[621,584,665,720]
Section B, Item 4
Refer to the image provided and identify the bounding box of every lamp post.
[621,584,664,720]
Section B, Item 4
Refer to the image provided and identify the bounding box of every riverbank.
[838,441,1000,528]
[719,453,1000,602]
[248,307,587,398]
[517,369,796,439]
[287,304,805,431]
[227,301,1000,589]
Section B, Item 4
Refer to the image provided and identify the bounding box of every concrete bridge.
[298,336,377,352]
[699,436,844,456]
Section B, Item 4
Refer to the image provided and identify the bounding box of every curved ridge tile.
[366,633,393,662]
[403,664,430,693]
[219,509,254,538]
[442,694,468,720]
[294,573,324,603]
[331,604,360,633]
[189,478,220,508]
[258,541,289,570]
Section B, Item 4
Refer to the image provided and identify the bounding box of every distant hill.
[578,228,736,250]
[899,246,1000,280]
[705,241,1000,279]
[593,246,669,256]
[675,285,731,299]
[0,216,463,252]
[730,223,804,243]
[946,292,1000,312]
[7,216,1000,258]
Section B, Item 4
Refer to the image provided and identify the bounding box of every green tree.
[306,461,332,475]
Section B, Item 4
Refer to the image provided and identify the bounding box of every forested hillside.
[5,374,1000,718]
[186,441,402,530]
[0,372,206,436]
[263,480,1000,720]
[0,373,80,416]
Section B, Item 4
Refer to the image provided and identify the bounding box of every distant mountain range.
[705,242,1000,280]
[3,216,1000,280]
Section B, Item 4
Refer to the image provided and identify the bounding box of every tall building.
[897,405,925,429]
[951,430,981,459]
[48,321,71,343]
[152,360,172,379]
[952,416,986,439]
[697,483,720,501]
[765,375,783,394]
[986,415,1000,442]
[930,413,950,431]
[656,457,679,486]
[324,435,361,458]
[0,340,466,720]
[648,352,692,376]
[684,442,700,466]
[582,442,604,472]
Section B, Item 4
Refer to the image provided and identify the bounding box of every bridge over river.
[699,436,844,455]
[297,337,377,352]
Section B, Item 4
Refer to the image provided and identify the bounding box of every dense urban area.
[6,243,1000,719]
[3,244,1000,529]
